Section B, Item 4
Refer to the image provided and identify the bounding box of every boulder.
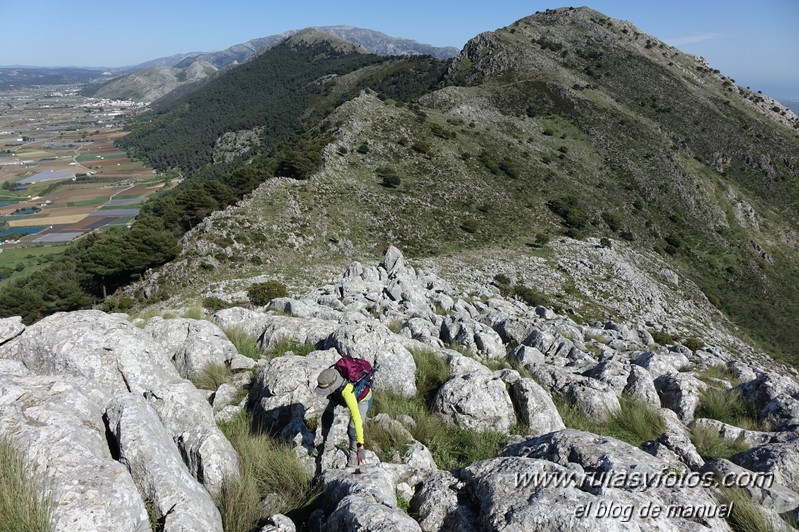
[761,393,799,432]
[104,393,223,532]
[655,373,706,423]
[212,306,275,339]
[248,351,338,445]
[633,350,690,379]
[440,316,505,359]
[0,373,148,532]
[0,315,24,344]
[326,494,422,532]
[565,378,621,421]
[145,317,239,380]
[144,379,240,499]
[432,372,516,433]
[509,378,565,435]
[2,310,179,395]
[321,464,422,531]
[731,439,799,493]
[582,359,631,395]
[410,470,478,532]
[700,458,799,514]
[623,365,662,407]
[460,456,724,531]
[657,408,704,471]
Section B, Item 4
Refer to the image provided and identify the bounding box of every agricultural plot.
[0,87,169,247]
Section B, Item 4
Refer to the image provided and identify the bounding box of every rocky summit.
[2,246,799,531]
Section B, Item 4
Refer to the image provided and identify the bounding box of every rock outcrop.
[3,246,799,531]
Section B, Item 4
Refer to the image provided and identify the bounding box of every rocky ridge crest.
[4,246,799,530]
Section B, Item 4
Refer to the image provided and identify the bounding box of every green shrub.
[493,273,512,292]
[683,337,704,351]
[411,141,431,154]
[247,281,287,306]
[534,233,550,247]
[546,197,586,229]
[601,212,621,231]
[0,436,52,532]
[202,296,230,312]
[691,424,750,460]
[511,284,551,308]
[650,330,675,345]
[600,237,612,248]
[499,158,519,178]
[356,143,369,154]
[376,167,401,188]
[460,218,479,233]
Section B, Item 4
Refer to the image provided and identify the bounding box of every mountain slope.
[85,61,218,102]
[84,27,458,103]
[129,8,799,365]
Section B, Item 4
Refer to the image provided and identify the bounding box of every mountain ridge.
[121,7,799,364]
[83,26,458,103]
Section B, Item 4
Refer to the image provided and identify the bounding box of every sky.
[1,0,797,100]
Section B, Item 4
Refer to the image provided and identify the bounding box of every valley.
[0,86,170,282]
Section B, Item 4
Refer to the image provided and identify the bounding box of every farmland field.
[0,86,172,252]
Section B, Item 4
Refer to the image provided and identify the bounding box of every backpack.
[333,356,374,401]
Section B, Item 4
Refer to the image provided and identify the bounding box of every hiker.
[314,357,374,467]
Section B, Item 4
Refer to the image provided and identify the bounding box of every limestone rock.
[655,373,706,423]
[731,439,799,493]
[326,322,417,396]
[432,372,516,433]
[410,470,478,532]
[0,373,148,532]
[510,378,565,435]
[0,315,24,344]
[624,365,662,407]
[145,316,239,380]
[105,393,223,532]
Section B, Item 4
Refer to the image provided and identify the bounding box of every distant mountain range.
[80,27,458,103]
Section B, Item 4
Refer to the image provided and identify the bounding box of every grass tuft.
[690,424,750,460]
[218,411,317,532]
[697,364,741,387]
[0,436,52,532]
[410,348,450,407]
[718,486,780,532]
[192,363,232,391]
[696,387,762,430]
[553,393,665,447]
[265,337,315,360]
[222,326,261,360]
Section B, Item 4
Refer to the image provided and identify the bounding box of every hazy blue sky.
[1,0,797,99]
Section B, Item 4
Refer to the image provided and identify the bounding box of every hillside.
[4,8,799,532]
[83,26,458,104]
[127,8,799,366]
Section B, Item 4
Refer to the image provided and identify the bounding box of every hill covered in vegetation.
[2,7,799,368]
